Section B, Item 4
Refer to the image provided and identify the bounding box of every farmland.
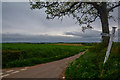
[2,43,89,68]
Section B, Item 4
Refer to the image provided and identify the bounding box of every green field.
[65,43,120,79]
[2,43,88,68]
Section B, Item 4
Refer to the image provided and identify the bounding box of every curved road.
[2,51,85,79]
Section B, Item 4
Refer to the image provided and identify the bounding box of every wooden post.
[103,27,117,64]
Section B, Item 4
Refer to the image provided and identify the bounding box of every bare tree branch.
[60,2,79,13]
[71,3,82,13]
[108,1,120,12]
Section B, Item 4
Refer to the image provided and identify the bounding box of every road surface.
[1,51,85,79]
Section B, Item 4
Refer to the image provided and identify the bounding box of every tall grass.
[2,43,87,68]
[65,43,120,79]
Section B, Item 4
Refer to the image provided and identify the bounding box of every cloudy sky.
[2,2,119,42]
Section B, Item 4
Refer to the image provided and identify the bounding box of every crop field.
[2,43,89,68]
[53,43,83,46]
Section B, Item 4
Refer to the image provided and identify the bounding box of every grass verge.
[65,43,120,79]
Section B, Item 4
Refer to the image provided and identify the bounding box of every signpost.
[118,3,120,43]
[103,27,117,64]
[118,29,120,43]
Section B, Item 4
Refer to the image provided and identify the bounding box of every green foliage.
[65,43,120,79]
[2,43,87,68]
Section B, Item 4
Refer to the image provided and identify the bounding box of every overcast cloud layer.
[2,2,119,42]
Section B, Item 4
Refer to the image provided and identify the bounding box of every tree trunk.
[99,3,110,46]
[100,13,110,46]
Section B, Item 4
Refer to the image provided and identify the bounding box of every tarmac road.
[1,51,85,79]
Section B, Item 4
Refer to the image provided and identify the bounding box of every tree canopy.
[30,1,120,45]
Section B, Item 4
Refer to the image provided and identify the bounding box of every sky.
[2,2,119,42]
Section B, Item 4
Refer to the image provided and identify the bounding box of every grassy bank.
[65,43,120,79]
[2,43,88,68]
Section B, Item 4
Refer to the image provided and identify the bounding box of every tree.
[30,1,120,46]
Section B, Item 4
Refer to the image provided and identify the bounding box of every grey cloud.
[2,33,101,42]
[2,2,118,43]
[2,2,118,34]
[64,29,101,38]
[64,29,119,42]
[2,2,82,35]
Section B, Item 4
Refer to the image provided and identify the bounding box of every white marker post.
[103,27,117,64]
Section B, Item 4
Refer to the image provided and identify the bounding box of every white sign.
[104,27,117,64]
